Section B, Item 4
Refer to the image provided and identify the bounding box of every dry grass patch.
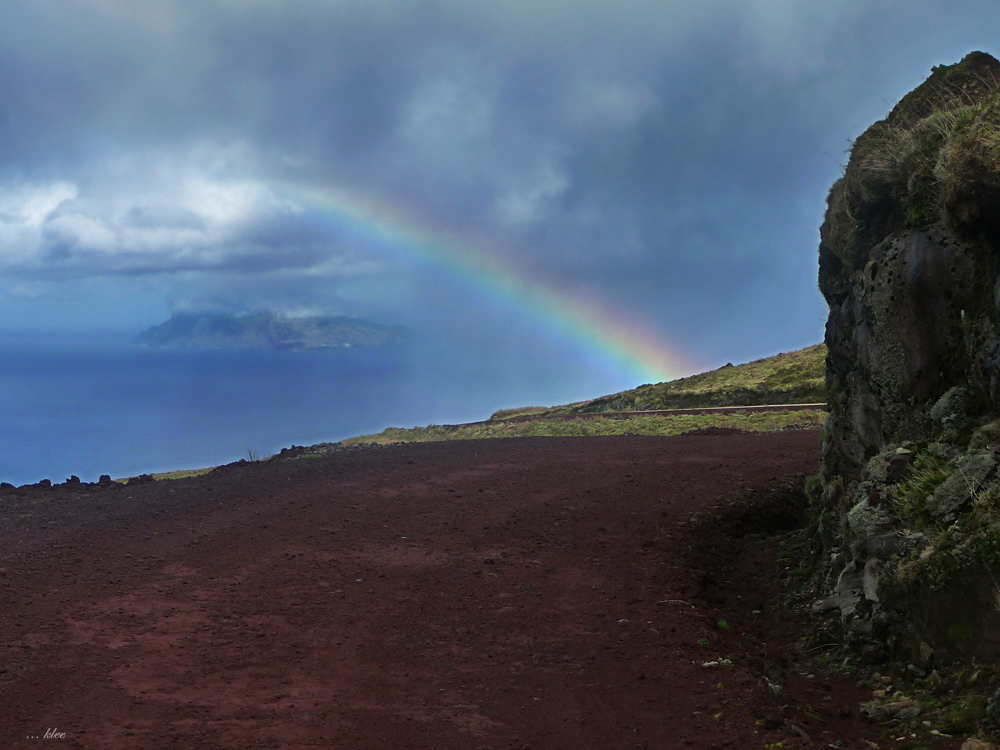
[340,409,825,446]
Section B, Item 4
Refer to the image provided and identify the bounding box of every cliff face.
[817,52,1000,668]
[822,51,1000,477]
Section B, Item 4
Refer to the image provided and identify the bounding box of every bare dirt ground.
[0,432,961,749]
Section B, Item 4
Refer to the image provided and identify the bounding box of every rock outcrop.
[817,52,1000,669]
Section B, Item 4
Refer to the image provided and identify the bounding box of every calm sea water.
[0,334,630,485]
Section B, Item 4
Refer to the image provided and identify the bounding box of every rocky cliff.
[816,52,1000,676]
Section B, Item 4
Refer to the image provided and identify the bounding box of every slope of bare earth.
[0,432,961,749]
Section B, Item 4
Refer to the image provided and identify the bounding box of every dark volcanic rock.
[823,222,989,478]
[821,52,1000,477]
[816,51,1000,671]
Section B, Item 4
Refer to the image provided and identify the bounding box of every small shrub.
[888,452,952,524]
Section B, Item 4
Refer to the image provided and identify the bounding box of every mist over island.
[135,312,408,351]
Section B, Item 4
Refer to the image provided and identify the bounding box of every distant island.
[135,312,408,351]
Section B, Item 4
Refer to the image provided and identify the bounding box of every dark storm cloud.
[1,0,999,361]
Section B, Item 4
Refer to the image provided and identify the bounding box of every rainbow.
[288,183,701,384]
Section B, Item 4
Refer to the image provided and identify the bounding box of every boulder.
[847,498,892,538]
[925,451,996,521]
[863,558,882,603]
[886,448,915,484]
[865,530,927,559]
[835,560,865,620]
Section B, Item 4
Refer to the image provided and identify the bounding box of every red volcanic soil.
[0,432,960,750]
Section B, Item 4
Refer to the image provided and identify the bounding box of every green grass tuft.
[888,452,952,524]
[825,52,1000,265]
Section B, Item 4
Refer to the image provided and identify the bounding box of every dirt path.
[0,433,960,749]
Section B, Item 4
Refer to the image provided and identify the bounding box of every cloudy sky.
[0,0,996,378]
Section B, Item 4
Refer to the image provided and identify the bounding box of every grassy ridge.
[493,343,827,418]
[340,409,826,446]
[342,343,828,446]
[123,344,828,475]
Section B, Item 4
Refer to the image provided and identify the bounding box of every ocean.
[0,333,632,486]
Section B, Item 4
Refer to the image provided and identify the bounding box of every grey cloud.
[0,170,374,280]
[124,205,207,231]
[1,0,999,361]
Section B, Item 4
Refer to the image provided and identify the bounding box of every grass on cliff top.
[115,466,216,483]
[339,343,828,446]
[827,51,1000,260]
[339,409,826,446]
[510,343,827,416]
[148,467,216,481]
